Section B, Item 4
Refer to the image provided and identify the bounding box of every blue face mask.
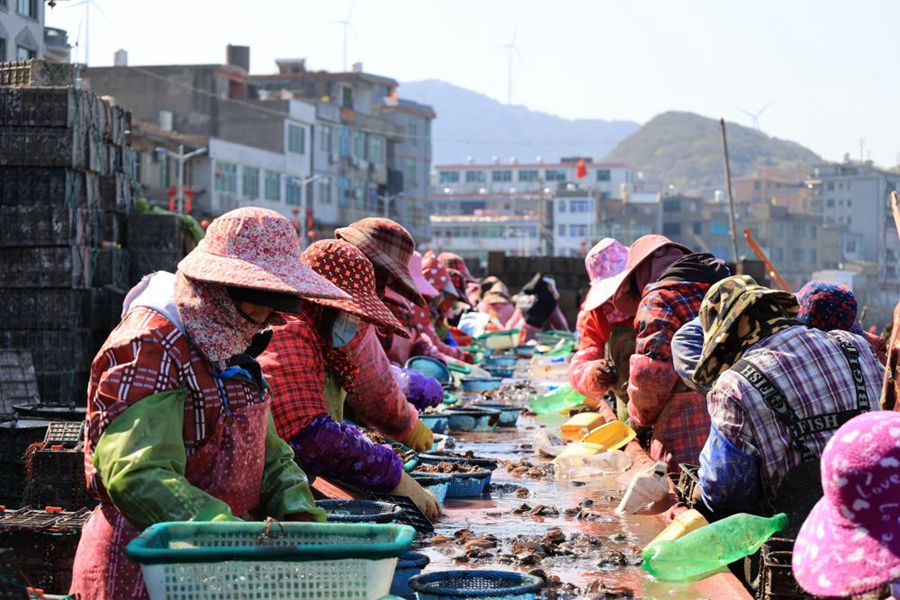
[332,312,361,348]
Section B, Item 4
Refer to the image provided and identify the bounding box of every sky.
[45,0,900,168]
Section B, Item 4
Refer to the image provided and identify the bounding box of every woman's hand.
[392,471,441,521]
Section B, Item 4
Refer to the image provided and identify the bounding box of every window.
[710,220,729,236]
[492,170,512,182]
[826,182,835,191]
[369,137,385,165]
[406,159,416,187]
[17,0,35,18]
[693,222,702,235]
[242,167,259,199]
[0,39,6,63]
[287,124,305,154]
[846,240,857,253]
[558,224,567,237]
[319,125,332,153]
[16,46,35,60]
[570,200,590,213]
[353,131,366,159]
[338,177,351,207]
[558,200,566,213]
[518,170,539,182]
[286,181,301,206]
[158,157,169,188]
[792,248,803,263]
[754,181,761,191]
[663,223,681,236]
[406,119,418,145]
[773,247,784,262]
[341,86,353,109]
[214,162,237,193]
[826,198,835,208]
[596,169,611,182]
[339,128,351,156]
[571,224,588,237]
[664,199,681,213]
[809,225,817,240]
[264,170,280,201]
[318,179,331,204]
[808,249,817,265]
[465,170,486,183]
[545,169,566,182]
[792,224,804,238]
[439,171,460,184]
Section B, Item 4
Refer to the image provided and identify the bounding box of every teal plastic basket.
[408,570,543,599]
[127,521,415,600]
[471,402,520,427]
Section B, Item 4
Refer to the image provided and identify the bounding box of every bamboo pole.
[720,119,740,266]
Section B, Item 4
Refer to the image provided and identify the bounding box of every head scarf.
[796,280,862,334]
[515,273,558,328]
[659,252,733,285]
[174,272,268,365]
[694,275,799,384]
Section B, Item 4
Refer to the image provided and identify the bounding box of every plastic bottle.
[642,512,789,581]
[646,509,709,548]
[529,353,570,378]
[616,461,670,514]
[529,384,586,415]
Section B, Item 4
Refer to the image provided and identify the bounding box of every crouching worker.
[259,239,441,521]
[70,208,348,599]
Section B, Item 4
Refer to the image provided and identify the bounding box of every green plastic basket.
[127,521,415,600]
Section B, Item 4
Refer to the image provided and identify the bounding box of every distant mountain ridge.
[400,79,640,166]
[401,81,824,195]
[604,111,823,194]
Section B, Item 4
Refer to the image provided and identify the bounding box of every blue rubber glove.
[404,369,444,410]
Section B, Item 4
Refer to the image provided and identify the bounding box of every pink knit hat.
[178,207,348,300]
[582,238,629,312]
[792,411,900,598]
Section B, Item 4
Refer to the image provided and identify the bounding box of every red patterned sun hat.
[421,250,459,298]
[301,239,410,338]
[334,218,425,306]
[438,252,478,283]
[178,207,348,300]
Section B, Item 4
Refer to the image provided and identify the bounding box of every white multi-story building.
[0,0,45,61]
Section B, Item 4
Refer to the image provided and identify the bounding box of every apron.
[649,389,710,473]
[69,387,269,600]
[324,371,347,423]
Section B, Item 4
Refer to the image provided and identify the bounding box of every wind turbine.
[735,99,775,131]
[498,20,524,105]
[334,3,356,72]
[62,0,112,67]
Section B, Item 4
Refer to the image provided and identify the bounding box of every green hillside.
[604,111,822,193]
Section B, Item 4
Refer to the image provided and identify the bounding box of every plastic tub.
[445,469,492,498]
[484,366,515,379]
[419,413,449,434]
[581,419,637,451]
[408,570,543,600]
[316,499,404,524]
[126,521,416,600]
[459,377,503,393]
[389,551,431,598]
[410,472,452,506]
[514,344,535,358]
[405,356,452,385]
[484,355,517,368]
[471,402,521,427]
[475,329,520,351]
[444,408,501,432]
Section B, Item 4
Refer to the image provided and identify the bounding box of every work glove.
[401,420,434,452]
[404,369,444,410]
[593,359,618,386]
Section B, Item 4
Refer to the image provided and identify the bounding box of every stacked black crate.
[0,84,134,413]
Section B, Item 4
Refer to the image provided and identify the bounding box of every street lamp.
[155,145,207,214]
[374,191,403,218]
[285,173,328,248]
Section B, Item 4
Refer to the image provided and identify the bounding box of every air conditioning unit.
[358,159,369,170]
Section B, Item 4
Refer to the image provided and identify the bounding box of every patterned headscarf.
[694,275,799,384]
[174,271,269,365]
[796,280,863,334]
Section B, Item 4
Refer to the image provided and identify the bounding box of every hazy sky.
[46,1,900,167]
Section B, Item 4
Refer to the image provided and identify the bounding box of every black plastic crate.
[25,446,94,512]
[0,421,50,465]
[0,127,87,170]
[0,87,75,128]
[0,469,25,510]
[0,329,94,372]
[757,537,815,599]
[32,370,90,407]
[0,167,88,207]
[0,547,28,599]
[0,206,125,248]
[43,422,84,448]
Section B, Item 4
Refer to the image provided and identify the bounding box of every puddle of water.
[417,408,747,599]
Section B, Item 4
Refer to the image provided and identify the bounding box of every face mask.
[331,312,361,348]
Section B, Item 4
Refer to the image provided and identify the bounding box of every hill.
[604,111,822,194]
[399,80,640,166]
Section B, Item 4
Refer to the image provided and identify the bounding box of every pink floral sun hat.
[582,238,629,312]
[421,250,459,298]
[792,411,900,598]
[178,207,348,301]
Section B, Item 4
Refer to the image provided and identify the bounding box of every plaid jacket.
[85,307,266,501]
[700,326,884,513]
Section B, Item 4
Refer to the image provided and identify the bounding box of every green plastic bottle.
[529,384,586,415]
[642,512,788,581]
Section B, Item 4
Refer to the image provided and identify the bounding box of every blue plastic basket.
[471,403,520,427]
[459,377,503,393]
[389,551,431,597]
[316,499,404,524]
[418,453,498,472]
[445,469,491,498]
[408,570,543,599]
[484,366,515,379]
[410,472,452,505]
[484,355,517,368]
[444,408,501,432]
[419,413,449,434]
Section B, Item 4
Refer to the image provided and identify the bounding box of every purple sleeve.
[288,414,403,493]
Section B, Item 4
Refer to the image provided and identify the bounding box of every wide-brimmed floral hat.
[694,275,798,384]
[178,207,348,301]
[583,239,629,312]
[335,218,425,306]
[301,239,410,338]
[793,411,900,598]
[612,234,692,315]
[421,250,459,298]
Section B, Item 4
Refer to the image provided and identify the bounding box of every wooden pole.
[720,119,740,266]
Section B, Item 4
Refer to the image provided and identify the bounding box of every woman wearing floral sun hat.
[259,239,440,520]
[70,207,349,600]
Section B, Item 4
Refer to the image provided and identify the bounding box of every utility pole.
[297,173,326,249]
[156,145,207,214]
[719,119,740,266]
